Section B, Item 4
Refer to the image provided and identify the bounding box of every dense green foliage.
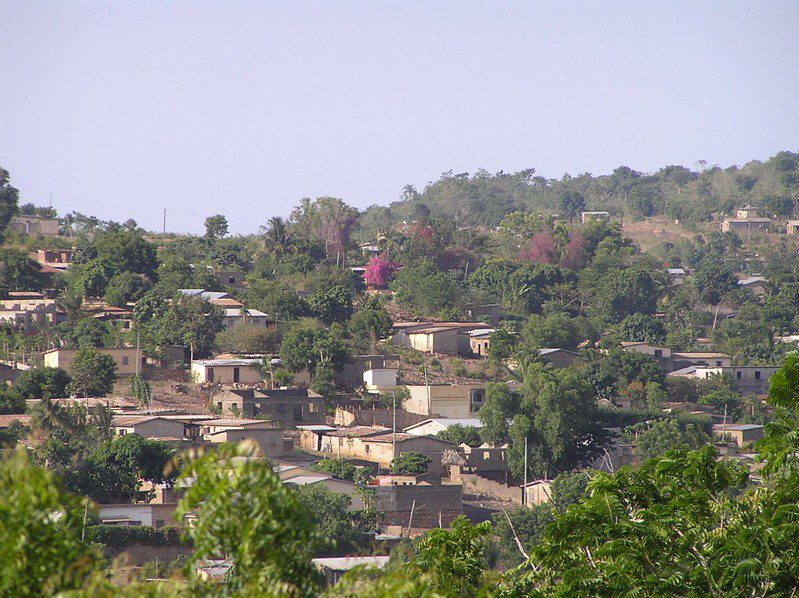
[390,451,432,475]
[14,367,70,399]
[68,348,117,397]
[85,525,185,547]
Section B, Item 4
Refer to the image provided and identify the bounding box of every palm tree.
[90,404,114,443]
[57,289,84,327]
[259,217,294,258]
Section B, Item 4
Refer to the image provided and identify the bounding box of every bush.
[0,388,25,414]
[13,367,70,400]
[85,525,187,547]
[390,452,432,475]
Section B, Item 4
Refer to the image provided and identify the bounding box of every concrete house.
[213,387,324,425]
[404,384,486,418]
[538,348,579,368]
[620,342,672,360]
[111,415,194,440]
[363,368,399,393]
[190,358,263,384]
[674,365,778,395]
[221,308,270,329]
[667,268,686,286]
[96,503,177,527]
[456,443,508,473]
[43,347,141,376]
[407,326,460,354]
[738,276,769,297]
[671,351,732,370]
[313,556,390,586]
[712,423,764,446]
[82,302,134,331]
[201,419,290,457]
[392,322,489,355]
[468,329,494,357]
[178,289,244,309]
[523,480,554,507]
[721,207,771,233]
[11,215,60,236]
[374,482,463,527]
[787,221,799,235]
[34,248,73,270]
[315,426,453,473]
[0,296,58,331]
[404,417,484,437]
[213,268,245,289]
[335,354,398,389]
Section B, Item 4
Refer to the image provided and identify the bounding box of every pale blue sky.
[1,1,797,233]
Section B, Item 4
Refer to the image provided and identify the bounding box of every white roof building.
[404,417,484,436]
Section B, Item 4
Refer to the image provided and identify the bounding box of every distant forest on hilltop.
[357,150,799,232]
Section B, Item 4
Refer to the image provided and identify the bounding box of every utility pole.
[392,391,397,456]
[81,496,89,542]
[135,331,141,376]
[407,499,416,537]
[722,403,728,440]
[523,436,528,506]
[162,209,167,248]
[424,360,431,415]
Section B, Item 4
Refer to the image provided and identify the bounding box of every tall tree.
[68,349,117,397]
[204,214,229,239]
[0,168,20,243]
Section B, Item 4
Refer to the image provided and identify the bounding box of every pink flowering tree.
[364,255,399,288]
[518,231,556,264]
[560,231,586,270]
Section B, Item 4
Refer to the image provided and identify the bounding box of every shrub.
[85,525,187,547]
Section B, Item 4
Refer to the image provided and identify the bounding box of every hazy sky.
[1,1,798,234]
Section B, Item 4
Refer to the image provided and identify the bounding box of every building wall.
[326,435,396,466]
[335,355,392,389]
[696,367,777,395]
[450,468,521,503]
[221,314,270,329]
[405,385,486,418]
[363,368,398,389]
[44,348,140,376]
[10,217,60,236]
[115,419,186,439]
[672,356,732,369]
[98,505,155,526]
[622,344,672,359]
[409,330,459,354]
[333,406,427,428]
[220,395,324,425]
[374,483,463,514]
[206,428,290,457]
[540,351,578,369]
[216,270,245,289]
[714,426,764,446]
[191,363,262,384]
[320,435,450,473]
[524,482,553,506]
[470,337,490,357]
[459,445,508,472]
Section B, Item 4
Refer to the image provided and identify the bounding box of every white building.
[190,358,263,384]
[222,308,270,329]
[363,368,398,393]
[404,417,484,437]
